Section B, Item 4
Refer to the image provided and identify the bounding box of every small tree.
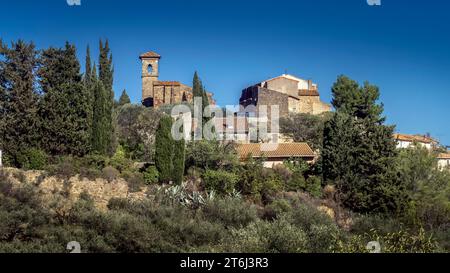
[118,89,131,106]
[172,138,185,185]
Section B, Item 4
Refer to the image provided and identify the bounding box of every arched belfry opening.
[147,64,153,74]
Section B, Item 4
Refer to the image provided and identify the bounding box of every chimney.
[307,80,313,90]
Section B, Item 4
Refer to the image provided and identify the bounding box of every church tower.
[140,51,161,105]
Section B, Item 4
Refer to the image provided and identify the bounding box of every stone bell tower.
[139,51,161,104]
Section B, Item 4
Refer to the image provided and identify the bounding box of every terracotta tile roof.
[153,81,181,86]
[139,51,161,59]
[236,143,315,160]
[438,153,450,159]
[393,133,436,144]
[298,89,320,96]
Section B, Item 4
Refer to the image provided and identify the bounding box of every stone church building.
[140,51,214,107]
[239,74,331,117]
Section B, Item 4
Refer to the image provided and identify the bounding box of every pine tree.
[38,42,92,156]
[172,123,186,185]
[0,40,40,166]
[118,89,131,106]
[155,115,174,183]
[323,75,402,214]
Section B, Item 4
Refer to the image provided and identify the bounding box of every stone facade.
[140,51,214,108]
[239,74,331,117]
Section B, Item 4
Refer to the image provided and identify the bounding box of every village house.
[437,153,450,170]
[236,143,316,168]
[393,133,438,150]
[239,74,331,118]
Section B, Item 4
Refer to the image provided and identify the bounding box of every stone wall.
[265,77,299,98]
[2,168,146,210]
[240,86,290,118]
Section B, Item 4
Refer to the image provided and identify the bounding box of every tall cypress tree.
[98,40,114,152]
[84,45,92,86]
[38,42,91,156]
[155,115,174,183]
[192,71,202,99]
[0,40,39,166]
[172,122,186,185]
[91,78,109,154]
[323,75,403,214]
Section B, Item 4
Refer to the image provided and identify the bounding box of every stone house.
[393,133,438,150]
[140,51,214,108]
[239,74,331,118]
[437,153,450,170]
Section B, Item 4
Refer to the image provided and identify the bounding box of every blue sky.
[1,0,449,145]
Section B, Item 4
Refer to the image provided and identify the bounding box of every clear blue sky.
[1,0,449,145]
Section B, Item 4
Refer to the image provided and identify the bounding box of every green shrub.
[305,176,323,198]
[15,148,48,170]
[26,148,48,170]
[223,216,309,253]
[290,202,335,232]
[102,166,120,182]
[143,166,159,185]
[307,224,341,253]
[78,167,102,181]
[202,170,238,195]
[109,145,135,173]
[79,154,109,170]
[334,228,439,253]
[286,172,306,192]
[264,199,293,220]
[202,197,258,228]
[123,172,145,193]
[47,157,77,179]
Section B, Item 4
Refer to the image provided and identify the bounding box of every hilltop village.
[139,50,450,169]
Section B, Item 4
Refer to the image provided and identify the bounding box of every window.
[147,64,153,74]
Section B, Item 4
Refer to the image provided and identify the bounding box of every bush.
[143,166,159,185]
[122,172,145,193]
[47,157,77,179]
[79,154,108,170]
[202,197,258,228]
[202,170,238,195]
[15,148,48,170]
[305,176,323,198]
[102,166,120,182]
[286,172,306,192]
[223,216,309,253]
[264,199,292,220]
[109,145,134,173]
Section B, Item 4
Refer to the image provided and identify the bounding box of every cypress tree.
[98,39,114,154]
[38,42,91,156]
[0,40,39,166]
[192,71,202,99]
[91,75,110,155]
[172,123,186,185]
[84,45,92,86]
[155,115,174,183]
[118,89,131,106]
